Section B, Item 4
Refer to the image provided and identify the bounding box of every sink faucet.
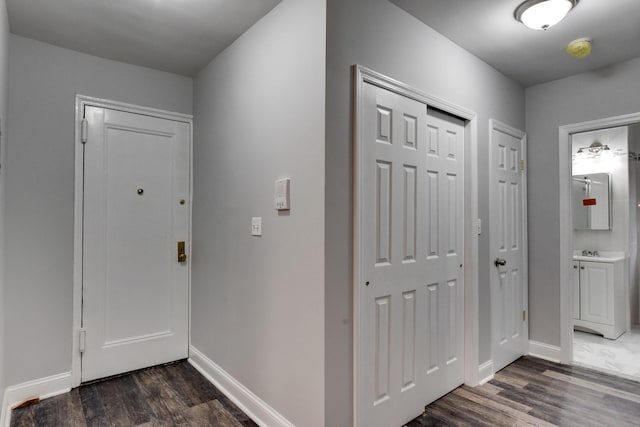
[581,250,599,256]
[582,249,600,256]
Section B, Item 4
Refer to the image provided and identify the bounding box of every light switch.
[275,178,290,210]
[251,217,262,236]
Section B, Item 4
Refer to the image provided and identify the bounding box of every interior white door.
[360,83,465,427]
[82,105,190,382]
[490,122,527,373]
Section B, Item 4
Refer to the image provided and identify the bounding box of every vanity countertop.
[573,250,626,263]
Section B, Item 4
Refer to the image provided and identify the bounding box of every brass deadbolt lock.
[177,241,187,263]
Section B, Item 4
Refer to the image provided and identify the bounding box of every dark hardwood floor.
[10,360,257,427]
[407,356,640,427]
[10,355,640,426]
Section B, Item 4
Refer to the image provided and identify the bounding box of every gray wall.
[5,35,192,386]
[191,0,325,425]
[0,0,8,404]
[325,0,525,425]
[526,56,640,347]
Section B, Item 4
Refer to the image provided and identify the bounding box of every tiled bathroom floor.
[573,328,640,380]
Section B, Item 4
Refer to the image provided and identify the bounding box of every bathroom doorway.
[566,121,640,380]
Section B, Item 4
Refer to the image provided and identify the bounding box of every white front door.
[360,83,465,427]
[490,121,527,373]
[81,106,190,382]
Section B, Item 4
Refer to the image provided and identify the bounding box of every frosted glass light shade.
[515,0,576,30]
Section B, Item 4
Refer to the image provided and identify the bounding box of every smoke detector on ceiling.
[566,37,592,58]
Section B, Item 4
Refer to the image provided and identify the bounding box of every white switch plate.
[251,217,262,236]
[275,178,290,210]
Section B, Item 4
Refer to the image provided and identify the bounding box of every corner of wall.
[191,0,326,426]
[528,340,562,363]
[189,346,295,427]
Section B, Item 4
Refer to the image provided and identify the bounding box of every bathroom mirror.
[572,173,611,230]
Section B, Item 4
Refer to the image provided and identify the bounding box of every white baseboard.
[477,360,494,385]
[1,371,71,427]
[528,340,562,363]
[189,346,293,427]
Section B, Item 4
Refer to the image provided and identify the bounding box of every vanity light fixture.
[515,0,578,30]
[576,141,610,156]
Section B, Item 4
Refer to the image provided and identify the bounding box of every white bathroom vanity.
[573,251,627,339]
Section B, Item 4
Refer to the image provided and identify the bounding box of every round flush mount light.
[515,0,578,30]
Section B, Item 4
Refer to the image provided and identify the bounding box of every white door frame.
[488,119,529,369]
[558,111,640,364]
[72,95,193,387]
[353,65,480,426]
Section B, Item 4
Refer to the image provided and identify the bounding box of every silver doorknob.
[494,258,507,267]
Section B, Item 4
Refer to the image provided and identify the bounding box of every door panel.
[361,84,464,427]
[580,261,614,324]
[573,261,580,319]
[490,123,527,373]
[82,106,190,382]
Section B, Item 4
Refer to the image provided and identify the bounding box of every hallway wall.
[526,56,640,348]
[5,35,192,386]
[325,0,525,425]
[0,0,8,407]
[191,0,325,425]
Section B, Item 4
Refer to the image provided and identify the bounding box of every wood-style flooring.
[10,360,256,427]
[407,355,640,426]
[10,355,640,426]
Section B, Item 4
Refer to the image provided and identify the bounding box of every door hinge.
[520,159,525,171]
[522,310,527,322]
[81,118,88,144]
[79,328,86,354]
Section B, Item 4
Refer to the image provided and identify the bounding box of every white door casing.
[559,113,640,364]
[359,82,465,427]
[80,103,190,382]
[489,120,528,373]
[573,260,580,319]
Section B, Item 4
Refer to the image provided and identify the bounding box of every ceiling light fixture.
[515,0,578,30]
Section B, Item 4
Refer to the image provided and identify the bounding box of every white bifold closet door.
[361,83,465,427]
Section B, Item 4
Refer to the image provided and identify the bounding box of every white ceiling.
[391,0,640,87]
[7,0,281,76]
